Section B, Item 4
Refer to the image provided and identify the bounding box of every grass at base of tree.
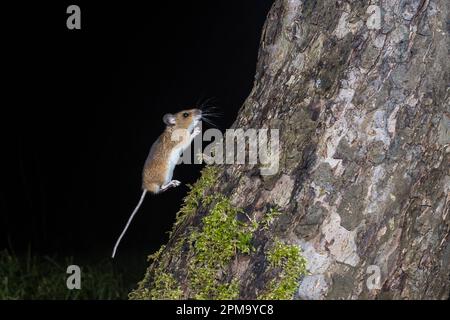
[0,249,137,300]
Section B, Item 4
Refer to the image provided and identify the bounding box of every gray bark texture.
[134,0,450,299]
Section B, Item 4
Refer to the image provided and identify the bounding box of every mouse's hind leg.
[160,180,181,192]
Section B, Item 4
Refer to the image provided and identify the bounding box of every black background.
[1,1,273,262]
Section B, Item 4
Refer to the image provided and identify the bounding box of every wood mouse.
[112,108,202,258]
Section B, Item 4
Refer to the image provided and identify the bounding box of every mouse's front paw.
[192,126,201,137]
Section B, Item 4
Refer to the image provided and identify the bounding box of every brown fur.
[142,108,201,193]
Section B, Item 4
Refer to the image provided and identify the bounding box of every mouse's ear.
[163,113,176,126]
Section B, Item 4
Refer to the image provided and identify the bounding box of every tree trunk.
[132,0,450,300]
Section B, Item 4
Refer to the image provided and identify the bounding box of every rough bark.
[134,0,450,299]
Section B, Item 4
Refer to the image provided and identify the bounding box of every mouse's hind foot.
[160,180,181,192]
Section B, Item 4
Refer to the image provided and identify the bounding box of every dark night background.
[1,1,273,269]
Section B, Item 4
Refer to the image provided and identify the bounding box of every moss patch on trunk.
[258,239,308,300]
[130,166,307,300]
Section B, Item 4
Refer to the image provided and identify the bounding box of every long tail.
[112,190,147,258]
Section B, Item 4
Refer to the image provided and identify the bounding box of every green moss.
[146,245,166,263]
[261,207,282,230]
[146,270,182,300]
[129,267,182,300]
[258,239,307,300]
[131,167,308,300]
[173,166,220,229]
[130,245,182,300]
[216,279,240,300]
[131,166,254,300]
[188,194,254,299]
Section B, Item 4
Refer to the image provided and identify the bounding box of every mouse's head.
[163,108,202,132]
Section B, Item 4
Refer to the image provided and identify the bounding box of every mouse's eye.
[183,112,189,118]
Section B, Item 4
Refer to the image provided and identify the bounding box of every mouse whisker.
[199,97,218,110]
[201,117,217,128]
[201,112,222,118]
[201,106,222,114]
[202,105,220,111]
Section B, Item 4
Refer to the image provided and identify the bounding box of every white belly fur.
[165,148,181,184]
